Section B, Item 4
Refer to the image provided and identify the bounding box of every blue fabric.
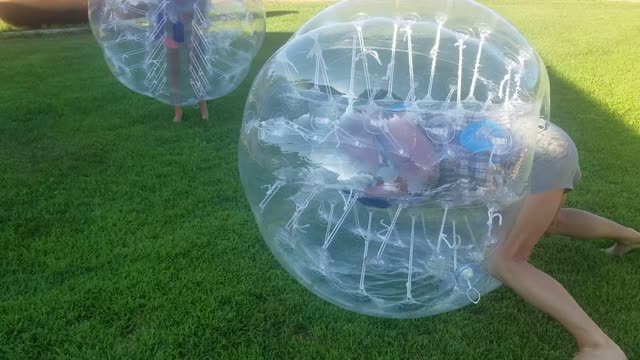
[153,12,165,40]
[384,103,409,112]
[459,120,507,153]
[172,21,185,43]
[357,197,392,209]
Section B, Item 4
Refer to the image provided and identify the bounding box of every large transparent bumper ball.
[89,0,266,106]
[239,0,549,318]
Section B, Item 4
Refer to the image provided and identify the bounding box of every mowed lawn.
[1,1,639,358]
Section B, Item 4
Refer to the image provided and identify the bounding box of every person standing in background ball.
[159,0,209,122]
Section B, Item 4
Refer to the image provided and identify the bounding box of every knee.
[486,251,528,281]
[486,254,507,279]
[545,209,567,235]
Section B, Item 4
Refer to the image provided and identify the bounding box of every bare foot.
[604,244,636,256]
[574,343,626,359]
[603,227,640,256]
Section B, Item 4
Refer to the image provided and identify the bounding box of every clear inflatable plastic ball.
[89,0,265,106]
[240,0,549,318]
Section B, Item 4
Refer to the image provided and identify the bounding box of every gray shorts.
[530,121,582,194]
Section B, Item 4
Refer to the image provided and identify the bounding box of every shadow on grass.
[266,10,299,18]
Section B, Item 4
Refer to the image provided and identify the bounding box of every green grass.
[1,1,640,358]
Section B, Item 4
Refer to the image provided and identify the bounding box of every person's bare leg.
[488,190,625,358]
[167,45,183,122]
[174,106,183,123]
[200,101,209,121]
[547,208,640,256]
